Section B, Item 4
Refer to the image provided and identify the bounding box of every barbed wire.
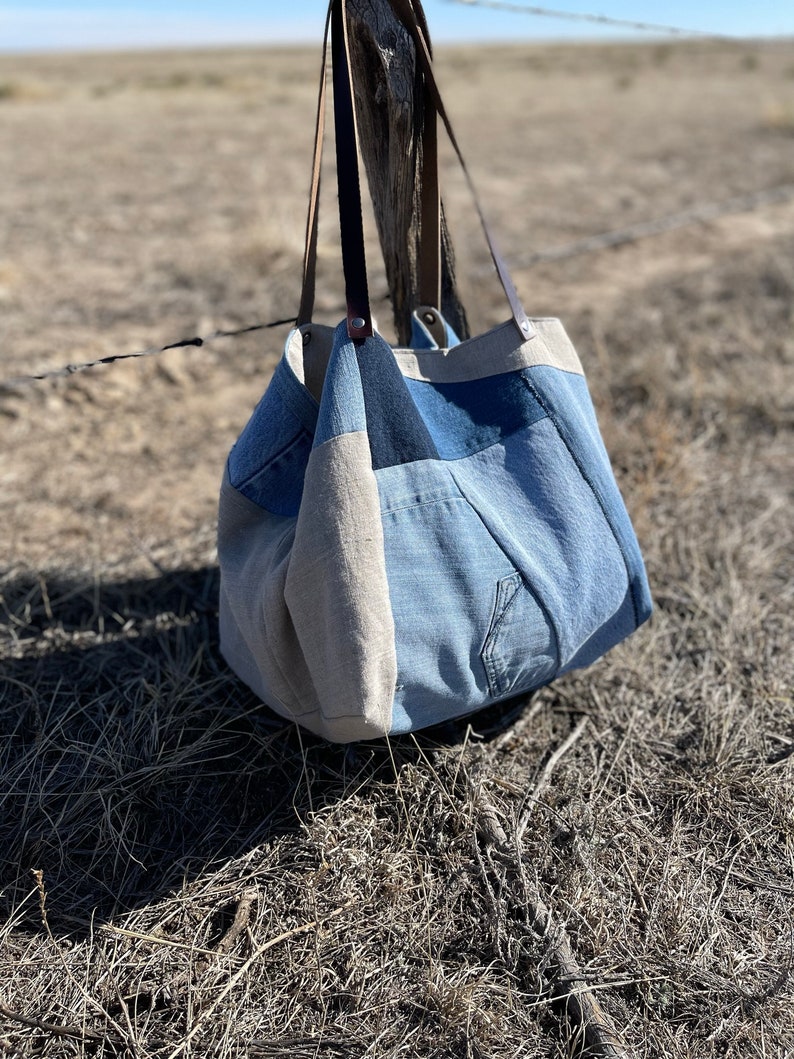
[0,319,296,391]
[3,181,793,391]
[505,182,794,271]
[444,0,734,39]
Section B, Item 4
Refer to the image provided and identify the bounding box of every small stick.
[163,887,261,999]
[164,899,357,1059]
[470,780,634,1059]
[532,715,590,803]
[212,888,259,957]
[104,885,258,970]
[0,1001,108,1044]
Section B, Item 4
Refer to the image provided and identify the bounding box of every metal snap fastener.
[351,317,366,330]
[302,330,311,345]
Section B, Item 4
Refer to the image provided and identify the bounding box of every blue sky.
[1,1,792,52]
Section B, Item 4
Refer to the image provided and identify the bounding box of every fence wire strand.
[506,182,794,271]
[445,0,735,39]
[0,319,296,391]
[3,182,794,391]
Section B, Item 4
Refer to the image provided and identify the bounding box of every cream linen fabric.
[218,430,396,742]
[285,317,585,393]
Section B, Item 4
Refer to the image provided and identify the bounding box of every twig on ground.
[164,899,358,1059]
[0,1001,110,1045]
[161,886,260,1003]
[531,715,590,803]
[211,887,259,957]
[469,774,634,1059]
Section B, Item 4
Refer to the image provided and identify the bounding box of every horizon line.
[3,30,790,56]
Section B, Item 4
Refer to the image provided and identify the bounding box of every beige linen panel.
[285,317,584,391]
[218,432,396,743]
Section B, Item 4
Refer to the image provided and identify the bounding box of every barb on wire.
[445,0,733,39]
[0,318,297,390]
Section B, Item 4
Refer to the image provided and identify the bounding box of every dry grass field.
[1,35,793,1058]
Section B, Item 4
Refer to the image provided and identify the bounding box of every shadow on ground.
[0,564,530,935]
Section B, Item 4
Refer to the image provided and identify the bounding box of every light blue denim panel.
[448,415,632,668]
[377,460,558,735]
[523,365,653,627]
[559,592,639,675]
[227,357,316,517]
[312,321,368,446]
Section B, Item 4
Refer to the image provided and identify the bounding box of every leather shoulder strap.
[386,0,533,339]
[298,0,441,332]
[298,0,534,343]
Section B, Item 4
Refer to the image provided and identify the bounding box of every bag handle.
[296,0,332,331]
[297,0,440,333]
[387,0,533,341]
[299,0,534,343]
[331,0,373,339]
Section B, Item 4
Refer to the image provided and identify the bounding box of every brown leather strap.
[384,0,533,339]
[296,2,332,328]
[297,0,440,332]
[298,0,534,343]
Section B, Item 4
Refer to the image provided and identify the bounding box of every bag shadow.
[0,563,533,937]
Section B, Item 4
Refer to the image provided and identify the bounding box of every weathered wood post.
[344,0,469,345]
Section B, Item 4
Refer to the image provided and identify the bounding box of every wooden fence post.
[345,0,469,345]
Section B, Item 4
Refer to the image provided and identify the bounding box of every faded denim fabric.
[227,356,317,517]
[219,312,652,742]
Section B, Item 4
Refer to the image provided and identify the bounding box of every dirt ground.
[1,36,793,1059]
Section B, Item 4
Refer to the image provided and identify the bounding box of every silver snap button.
[351,317,366,330]
[302,330,311,345]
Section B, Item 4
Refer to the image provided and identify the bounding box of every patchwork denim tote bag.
[218,0,652,742]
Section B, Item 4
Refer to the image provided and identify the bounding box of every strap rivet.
[351,317,366,330]
[423,311,436,324]
[521,321,530,333]
[302,330,311,345]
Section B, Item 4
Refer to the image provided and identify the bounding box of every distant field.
[1,38,793,1059]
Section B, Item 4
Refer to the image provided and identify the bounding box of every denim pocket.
[233,428,313,517]
[377,461,562,733]
[481,572,558,699]
[450,414,631,670]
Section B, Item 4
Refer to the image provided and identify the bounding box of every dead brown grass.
[1,37,793,1059]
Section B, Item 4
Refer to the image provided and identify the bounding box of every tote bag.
[218,0,652,742]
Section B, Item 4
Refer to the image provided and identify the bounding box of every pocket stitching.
[482,572,524,698]
[234,428,312,494]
